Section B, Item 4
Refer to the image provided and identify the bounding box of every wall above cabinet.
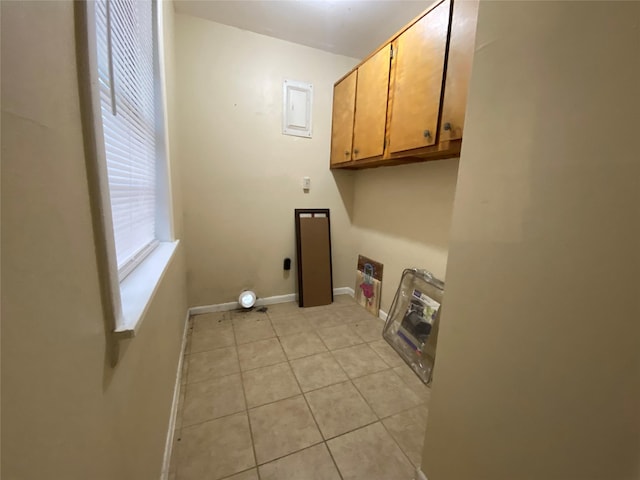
[330,0,478,170]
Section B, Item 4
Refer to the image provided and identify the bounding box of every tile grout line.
[264,327,340,476]
[346,372,417,473]
[231,311,263,480]
[181,301,427,478]
[283,334,345,480]
[188,306,377,358]
[187,330,235,355]
[350,366,426,419]
[240,325,329,471]
[255,439,327,468]
[308,307,381,480]
[343,355,427,471]
[316,310,428,470]
[218,466,257,480]
[178,369,428,435]
[279,334,329,362]
[326,345,389,384]
[320,414,380,442]
[180,408,247,432]
[182,368,240,387]
[249,398,413,471]
[379,413,421,471]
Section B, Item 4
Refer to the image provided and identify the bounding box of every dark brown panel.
[295,210,333,307]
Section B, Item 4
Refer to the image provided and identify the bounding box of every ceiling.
[173,1,433,59]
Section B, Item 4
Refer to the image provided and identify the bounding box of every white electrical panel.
[283,79,313,138]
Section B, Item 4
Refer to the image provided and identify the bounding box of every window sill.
[114,240,179,338]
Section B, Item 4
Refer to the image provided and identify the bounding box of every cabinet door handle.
[444,122,452,131]
[354,149,359,155]
[423,130,431,138]
[345,151,350,156]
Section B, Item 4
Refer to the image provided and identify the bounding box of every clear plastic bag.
[383,269,444,384]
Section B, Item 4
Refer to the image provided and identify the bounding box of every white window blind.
[95,0,157,277]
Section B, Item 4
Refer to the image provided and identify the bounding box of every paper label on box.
[411,289,441,324]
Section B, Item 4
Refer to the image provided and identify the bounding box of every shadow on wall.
[351,159,460,250]
[330,168,357,223]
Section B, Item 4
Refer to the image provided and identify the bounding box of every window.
[79,0,177,336]
[96,0,158,277]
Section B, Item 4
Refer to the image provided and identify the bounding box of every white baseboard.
[257,293,297,306]
[189,300,241,315]
[379,309,388,322]
[334,286,355,297]
[189,287,355,316]
[160,311,190,480]
[167,289,385,479]
[415,467,428,480]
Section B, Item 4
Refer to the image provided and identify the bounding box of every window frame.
[76,0,178,341]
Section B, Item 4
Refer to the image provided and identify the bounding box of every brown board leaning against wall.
[295,209,334,307]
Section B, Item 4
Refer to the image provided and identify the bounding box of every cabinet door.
[352,44,391,161]
[389,0,450,153]
[330,71,357,166]
[439,0,478,142]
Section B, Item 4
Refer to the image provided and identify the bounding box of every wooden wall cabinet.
[389,0,449,154]
[439,0,479,142]
[330,71,356,166]
[331,46,392,166]
[330,0,478,170]
[352,44,391,161]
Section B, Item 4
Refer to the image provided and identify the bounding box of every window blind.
[95,0,157,276]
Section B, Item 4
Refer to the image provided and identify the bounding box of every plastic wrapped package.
[383,269,444,384]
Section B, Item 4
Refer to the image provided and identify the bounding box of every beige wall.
[422,2,640,479]
[174,14,359,307]
[351,160,459,312]
[1,2,188,479]
[161,0,183,240]
[174,13,458,311]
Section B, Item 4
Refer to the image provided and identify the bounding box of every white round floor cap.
[239,290,256,309]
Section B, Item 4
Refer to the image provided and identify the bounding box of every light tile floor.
[170,295,431,480]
